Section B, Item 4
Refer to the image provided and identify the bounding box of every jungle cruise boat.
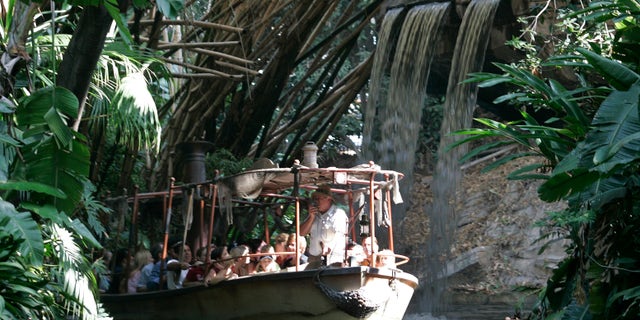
[100,148,418,320]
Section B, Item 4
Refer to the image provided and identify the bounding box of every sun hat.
[311,184,333,201]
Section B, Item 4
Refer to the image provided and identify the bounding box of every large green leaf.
[566,175,628,209]
[542,81,640,206]
[0,201,44,266]
[156,0,183,19]
[539,169,601,202]
[103,0,134,44]
[588,83,640,173]
[548,78,590,130]
[69,219,101,248]
[44,107,73,148]
[17,135,90,215]
[577,48,640,90]
[20,203,65,225]
[16,86,78,127]
[20,202,102,250]
[0,181,66,198]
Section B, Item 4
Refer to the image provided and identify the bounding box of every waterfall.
[425,0,500,314]
[365,0,500,314]
[363,7,403,161]
[363,3,450,239]
[379,2,450,180]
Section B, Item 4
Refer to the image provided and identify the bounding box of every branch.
[191,47,254,65]
[136,19,244,33]
[460,145,517,171]
[156,41,240,49]
[159,57,243,79]
[171,72,242,79]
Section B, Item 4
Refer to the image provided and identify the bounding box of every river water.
[405,303,519,319]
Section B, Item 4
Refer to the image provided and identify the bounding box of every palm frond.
[0,201,44,266]
[48,223,100,319]
[0,217,53,319]
[110,72,161,153]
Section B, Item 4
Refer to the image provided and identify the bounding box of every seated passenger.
[362,236,379,256]
[165,241,192,289]
[256,255,280,273]
[127,249,153,293]
[183,246,212,286]
[273,233,289,267]
[247,238,267,266]
[140,243,163,292]
[260,244,275,254]
[204,246,237,286]
[282,234,308,268]
[361,236,379,266]
[107,248,130,294]
[346,242,367,266]
[230,245,255,276]
[374,249,396,269]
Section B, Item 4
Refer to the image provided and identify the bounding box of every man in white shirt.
[300,185,348,268]
[166,241,192,289]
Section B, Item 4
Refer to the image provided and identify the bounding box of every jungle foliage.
[455,0,640,319]
[0,0,172,317]
[0,0,389,318]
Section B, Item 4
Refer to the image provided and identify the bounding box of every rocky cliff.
[399,152,567,305]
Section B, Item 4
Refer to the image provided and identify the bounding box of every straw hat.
[312,184,333,201]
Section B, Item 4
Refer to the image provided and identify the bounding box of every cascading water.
[363,7,402,157]
[364,0,501,316]
[364,2,450,234]
[425,0,500,314]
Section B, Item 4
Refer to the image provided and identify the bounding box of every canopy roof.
[216,161,404,201]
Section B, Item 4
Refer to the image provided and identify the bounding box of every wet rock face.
[377,0,568,301]
[399,155,567,302]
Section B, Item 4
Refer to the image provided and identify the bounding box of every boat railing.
[103,162,407,291]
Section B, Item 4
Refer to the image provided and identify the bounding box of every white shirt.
[166,259,189,289]
[309,205,348,265]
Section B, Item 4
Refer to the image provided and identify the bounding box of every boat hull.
[101,266,418,319]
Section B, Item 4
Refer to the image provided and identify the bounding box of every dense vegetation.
[0,0,382,318]
[1,0,639,318]
[455,0,640,318]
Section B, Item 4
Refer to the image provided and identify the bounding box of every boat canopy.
[215,161,404,230]
[106,160,406,271]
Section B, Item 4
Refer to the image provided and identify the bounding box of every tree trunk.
[57,5,113,132]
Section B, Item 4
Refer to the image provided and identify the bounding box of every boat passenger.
[362,236,379,256]
[165,241,192,289]
[374,249,396,269]
[126,249,153,293]
[273,233,289,266]
[261,244,275,253]
[137,243,162,292]
[256,255,281,273]
[361,236,379,266]
[230,244,255,276]
[247,238,268,266]
[183,246,211,286]
[107,248,131,294]
[282,234,308,268]
[194,246,209,265]
[204,246,237,286]
[346,242,367,266]
[300,184,349,269]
